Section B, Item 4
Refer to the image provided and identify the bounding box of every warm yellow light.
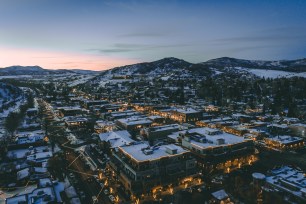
[198,178,202,184]
[169,187,174,195]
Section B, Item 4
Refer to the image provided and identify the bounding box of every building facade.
[108,143,197,196]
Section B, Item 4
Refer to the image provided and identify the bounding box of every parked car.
[104,189,109,195]
[92,196,98,203]
[108,194,115,203]
[8,183,16,189]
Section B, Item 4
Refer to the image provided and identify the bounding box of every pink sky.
[0,48,139,71]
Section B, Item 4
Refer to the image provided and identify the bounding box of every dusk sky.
[1,0,306,70]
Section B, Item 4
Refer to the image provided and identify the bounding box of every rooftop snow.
[117,117,152,126]
[119,143,188,162]
[184,127,248,148]
[99,130,135,148]
[266,135,303,144]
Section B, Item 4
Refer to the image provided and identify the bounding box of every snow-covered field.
[0,75,33,80]
[235,67,306,79]
[67,75,96,87]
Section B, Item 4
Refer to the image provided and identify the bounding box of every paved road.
[39,99,125,204]
[66,150,112,204]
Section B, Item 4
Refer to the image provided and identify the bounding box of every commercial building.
[99,130,135,149]
[264,135,305,151]
[64,117,88,130]
[141,124,181,144]
[170,108,202,123]
[262,166,306,203]
[115,117,152,132]
[180,127,256,173]
[57,106,84,117]
[109,143,197,196]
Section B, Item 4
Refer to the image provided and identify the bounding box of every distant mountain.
[102,57,191,75]
[94,57,213,80]
[2,57,306,80]
[0,66,99,76]
[201,57,306,72]
[88,57,306,85]
[96,57,306,78]
[0,66,46,75]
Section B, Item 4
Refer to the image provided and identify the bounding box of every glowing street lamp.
[169,187,174,195]
[98,172,103,180]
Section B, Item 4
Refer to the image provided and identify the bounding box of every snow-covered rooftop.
[99,130,135,148]
[265,166,306,200]
[265,135,303,144]
[117,117,152,126]
[119,143,188,162]
[174,108,199,114]
[211,189,229,200]
[183,127,248,148]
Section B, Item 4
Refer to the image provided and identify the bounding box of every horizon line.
[1,56,306,71]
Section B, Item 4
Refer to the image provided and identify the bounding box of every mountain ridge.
[202,57,306,72]
[1,57,306,77]
[0,65,100,75]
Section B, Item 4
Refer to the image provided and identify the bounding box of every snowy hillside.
[89,57,213,86]
[202,57,306,72]
[234,68,306,79]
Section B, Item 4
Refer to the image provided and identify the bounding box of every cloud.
[85,43,192,54]
[213,28,306,45]
[103,0,158,12]
[117,32,168,38]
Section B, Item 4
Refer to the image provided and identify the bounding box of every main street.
[38,98,120,204]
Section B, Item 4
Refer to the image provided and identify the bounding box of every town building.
[80,99,108,109]
[179,127,256,173]
[64,117,88,130]
[261,166,306,203]
[263,135,305,151]
[211,189,233,204]
[289,123,306,138]
[99,130,135,149]
[170,108,202,123]
[109,143,197,196]
[6,178,64,204]
[115,117,152,132]
[57,106,84,118]
[15,132,45,145]
[141,124,181,144]
[94,120,117,133]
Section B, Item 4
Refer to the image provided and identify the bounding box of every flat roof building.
[264,135,305,151]
[179,127,256,173]
[109,143,197,196]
